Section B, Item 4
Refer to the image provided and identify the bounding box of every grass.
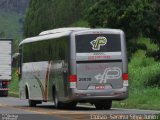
[129,51,160,88]
[113,88,160,110]
[9,69,19,97]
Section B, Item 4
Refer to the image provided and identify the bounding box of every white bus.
[18,27,128,109]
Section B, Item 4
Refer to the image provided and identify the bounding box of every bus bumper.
[68,86,128,101]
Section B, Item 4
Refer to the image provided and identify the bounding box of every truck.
[0,38,12,97]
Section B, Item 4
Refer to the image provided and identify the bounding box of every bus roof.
[19,28,123,46]
[39,27,89,35]
[19,27,89,46]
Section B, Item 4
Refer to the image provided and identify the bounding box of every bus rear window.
[76,34,121,53]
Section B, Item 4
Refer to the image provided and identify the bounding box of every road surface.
[0,97,159,120]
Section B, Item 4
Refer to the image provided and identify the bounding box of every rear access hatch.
[77,62,123,90]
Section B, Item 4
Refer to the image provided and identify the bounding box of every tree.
[0,31,5,37]
[86,0,160,41]
[23,0,96,37]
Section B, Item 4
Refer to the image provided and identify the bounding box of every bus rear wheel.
[63,102,77,110]
[29,100,42,107]
[94,100,112,110]
[53,90,62,109]
[29,100,36,107]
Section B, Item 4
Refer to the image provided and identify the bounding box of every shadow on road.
[33,104,96,111]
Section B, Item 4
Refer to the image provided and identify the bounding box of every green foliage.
[127,42,147,61]
[129,60,160,88]
[9,69,19,94]
[70,20,89,27]
[138,37,160,61]
[0,32,5,37]
[137,37,159,52]
[24,0,95,37]
[126,37,158,61]
[129,37,160,88]
[130,50,155,68]
[86,0,160,40]
[0,10,22,52]
[113,88,160,110]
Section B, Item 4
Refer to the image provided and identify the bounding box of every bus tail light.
[69,75,77,88]
[122,73,128,87]
[122,73,128,81]
[69,75,77,82]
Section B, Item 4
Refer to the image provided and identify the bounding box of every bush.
[86,0,160,40]
[129,58,160,88]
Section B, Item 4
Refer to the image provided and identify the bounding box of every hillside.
[0,0,29,14]
[0,11,23,40]
[0,0,29,40]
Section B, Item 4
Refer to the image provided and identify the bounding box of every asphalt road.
[0,97,159,120]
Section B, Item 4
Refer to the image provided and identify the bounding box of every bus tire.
[104,100,112,110]
[25,86,29,99]
[28,100,42,107]
[53,90,62,109]
[0,91,8,97]
[70,102,77,109]
[27,87,42,107]
[64,102,77,110]
[94,100,112,110]
[29,100,37,107]
[94,103,104,110]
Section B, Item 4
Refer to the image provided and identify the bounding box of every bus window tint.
[76,34,121,53]
[22,37,69,63]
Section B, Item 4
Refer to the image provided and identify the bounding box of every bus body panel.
[77,62,123,90]
[51,60,69,99]
[20,61,49,100]
[19,36,70,101]
[68,86,128,101]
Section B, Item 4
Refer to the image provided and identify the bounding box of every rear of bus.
[69,29,128,108]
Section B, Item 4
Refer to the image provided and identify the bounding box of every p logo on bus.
[90,37,107,50]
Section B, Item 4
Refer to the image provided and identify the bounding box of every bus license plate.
[95,85,105,90]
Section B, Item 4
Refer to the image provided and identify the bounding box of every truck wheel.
[0,91,8,97]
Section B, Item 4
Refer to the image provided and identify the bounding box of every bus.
[18,27,128,110]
